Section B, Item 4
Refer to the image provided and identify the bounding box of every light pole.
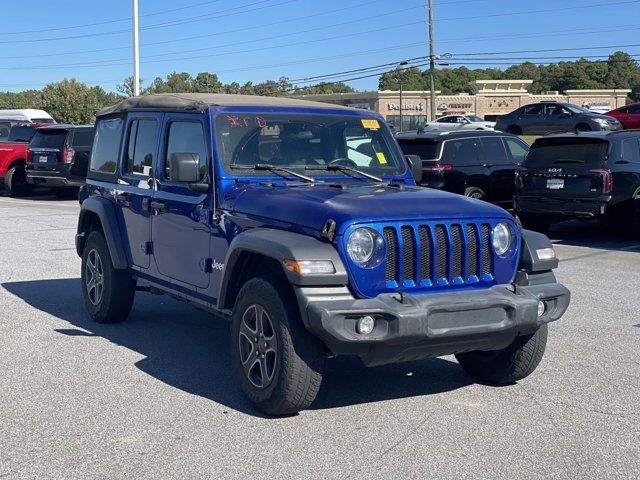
[428,0,436,121]
[132,0,140,96]
[396,61,408,132]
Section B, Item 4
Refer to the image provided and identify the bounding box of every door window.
[521,104,543,116]
[480,137,508,163]
[503,137,529,163]
[441,138,480,166]
[164,121,208,182]
[627,104,640,114]
[543,104,569,116]
[71,129,95,148]
[126,120,157,176]
[90,117,123,174]
[621,138,640,163]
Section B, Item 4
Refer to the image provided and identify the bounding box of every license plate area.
[546,178,564,189]
[38,155,49,163]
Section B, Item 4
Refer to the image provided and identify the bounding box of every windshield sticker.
[225,115,267,128]
[361,119,380,130]
[376,152,387,164]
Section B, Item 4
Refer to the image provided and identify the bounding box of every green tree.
[37,79,120,123]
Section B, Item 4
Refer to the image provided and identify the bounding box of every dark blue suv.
[76,94,570,415]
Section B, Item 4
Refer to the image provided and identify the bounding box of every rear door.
[151,114,211,289]
[28,128,68,172]
[520,137,611,198]
[518,104,544,135]
[440,137,481,194]
[624,104,640,129]
[478,136,515,201]
[116,114,161,269]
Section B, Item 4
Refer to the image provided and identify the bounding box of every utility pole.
[132,0,140,96]
[396,61,408,132]
[428,0,436,121]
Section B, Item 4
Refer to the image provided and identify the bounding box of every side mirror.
[169,152,201,183]
[405,154,423,184]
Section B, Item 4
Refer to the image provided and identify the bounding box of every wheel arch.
[218,228,348,311]
[76,197,128,270]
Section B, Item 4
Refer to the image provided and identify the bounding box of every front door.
[151,114,212,288]
[115,114,161,269]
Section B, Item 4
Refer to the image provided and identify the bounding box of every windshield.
[563,103,591,114]
[396,138,441,159]
[215,113,406,177]
[7,125,37,142]
[29,129,67,149]
[525,138,609,167]
[31,118,55,123]
[467,115,484,122]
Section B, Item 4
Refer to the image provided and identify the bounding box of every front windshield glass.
[467,115,483,122]
[564,103,591,114]
[215,113,406,177]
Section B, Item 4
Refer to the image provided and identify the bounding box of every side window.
[165,121,208,182]
[621,138,640,163]
[522,104,543,116]
[438,116,452,123]
[544,104,566,116]
[90,117,123,174]
[480,137,508,162]
[71,129,94,148]
[503,137,529,163]
[441,138,480,166]
[126,120,157,176]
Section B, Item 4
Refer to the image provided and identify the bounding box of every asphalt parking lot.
[1,194,639,480]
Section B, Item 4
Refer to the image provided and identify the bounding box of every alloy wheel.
[85,249,104,306]
[238,304,277,389]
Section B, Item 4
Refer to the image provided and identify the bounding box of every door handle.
[482,163,493,168]
[150,200,167,211]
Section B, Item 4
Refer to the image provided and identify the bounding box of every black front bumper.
[295,280,570,366]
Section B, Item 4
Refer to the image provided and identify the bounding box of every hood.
[224,181,511,234]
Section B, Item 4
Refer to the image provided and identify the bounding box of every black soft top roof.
[96,93,353,117]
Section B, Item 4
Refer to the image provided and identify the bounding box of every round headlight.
[347,228,385,267]
[492,222,512,256]
[347,228,375,264]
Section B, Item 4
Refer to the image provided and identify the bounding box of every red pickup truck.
[0,123,49,196]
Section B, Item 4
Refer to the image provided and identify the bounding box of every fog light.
[356,316,375,334]
[537,300,546,317]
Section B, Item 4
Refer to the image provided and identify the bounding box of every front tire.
[464,186,486,200]
[230,277,325,415]
[455,324,548,385]
[81,231,135,324]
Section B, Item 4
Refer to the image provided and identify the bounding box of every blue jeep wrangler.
[76,94,570,415]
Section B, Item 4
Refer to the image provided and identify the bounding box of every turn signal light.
[590,169,613,194]
[283,259,335,275]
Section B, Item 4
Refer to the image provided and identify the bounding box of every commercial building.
[301,80,631,131]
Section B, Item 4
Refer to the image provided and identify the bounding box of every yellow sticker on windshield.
[361,119,380,129]
[376,152,387,164]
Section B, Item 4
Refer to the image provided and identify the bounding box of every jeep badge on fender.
[75,93,570,415]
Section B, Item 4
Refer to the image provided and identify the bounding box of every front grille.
[383,222,493,287]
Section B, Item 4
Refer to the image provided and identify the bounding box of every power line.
[450,43,640,56]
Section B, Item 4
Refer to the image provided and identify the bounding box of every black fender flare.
[519,229,558,273]
[218,228,348,306]
[76,197,128,270]
[632,186,640,200]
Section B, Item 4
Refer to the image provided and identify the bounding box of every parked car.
[75,93,569,415]
[605,102,640,129]
[396,130,529,204]
[423,114,495,132]
[0,122,50,196]
[495,102,621,135]
[26,125,94,196]
[516,130,640,231]
[0,109,55,124]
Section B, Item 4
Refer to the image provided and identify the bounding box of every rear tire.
[456,325,548,385]
[230,277,325,415]
[464,186,486,200]
[81,230,135,324]
[506,126,523,135]
[4,165,34,197]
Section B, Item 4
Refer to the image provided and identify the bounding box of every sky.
[1,0,640,93]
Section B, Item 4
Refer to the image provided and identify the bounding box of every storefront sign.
[583,102,612,113]
[387,102,425,111]
[438,102,473,110]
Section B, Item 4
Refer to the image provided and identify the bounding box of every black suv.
[516,130,640,231]
[26,125,94,195]
[396,131,529,203]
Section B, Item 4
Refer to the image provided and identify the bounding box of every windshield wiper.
[305,164,383,183]
[230,163,314,183]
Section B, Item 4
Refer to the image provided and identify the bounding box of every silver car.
[495,102,621,135]
[423,114,496,132]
